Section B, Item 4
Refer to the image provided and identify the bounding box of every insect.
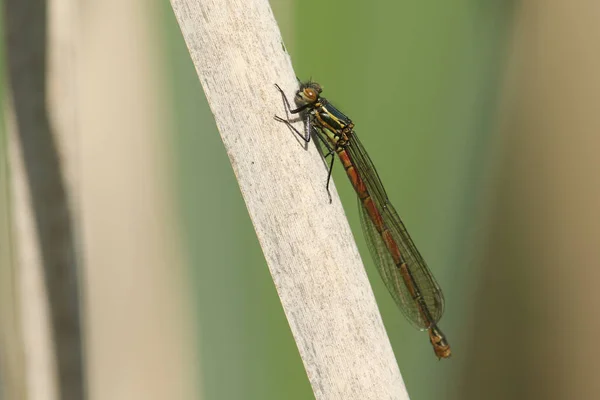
[275,81,451,359]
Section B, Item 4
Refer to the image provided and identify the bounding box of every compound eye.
[304,88,318,102]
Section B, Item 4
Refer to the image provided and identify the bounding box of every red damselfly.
[275,81,451,359]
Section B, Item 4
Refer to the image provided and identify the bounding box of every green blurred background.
[163,1,514,399]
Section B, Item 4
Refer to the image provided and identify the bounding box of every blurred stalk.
[79,1,200,399]
[462,2,600,400]
[1,0,201,399]
[0,88,28,400]
[3,0,84,398]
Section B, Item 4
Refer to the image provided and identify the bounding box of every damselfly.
[275,81,451,359]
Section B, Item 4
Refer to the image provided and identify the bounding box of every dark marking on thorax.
[312,98,354,148]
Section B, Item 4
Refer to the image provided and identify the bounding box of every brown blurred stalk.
[461,2,600,400]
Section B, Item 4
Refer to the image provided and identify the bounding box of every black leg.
[274,84,293,116]
[274,83,335,203]
[274,84,310,114]
[313,131,335,203]
[274,84,312,144]
[274,115,311,143]
[324,151,335,204]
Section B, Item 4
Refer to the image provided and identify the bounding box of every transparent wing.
[350,133,444,329]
